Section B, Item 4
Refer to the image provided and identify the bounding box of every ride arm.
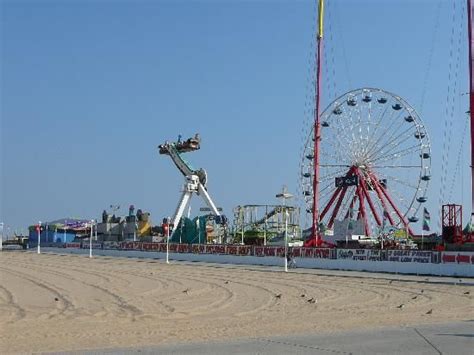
[167,144,195,177]
[170,177,198,228]
[198,183,221,216]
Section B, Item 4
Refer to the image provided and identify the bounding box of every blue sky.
[1,0,470,236]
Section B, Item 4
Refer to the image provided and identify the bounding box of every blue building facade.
[28,229,76,244]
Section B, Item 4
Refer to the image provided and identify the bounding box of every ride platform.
[159,134,200,155]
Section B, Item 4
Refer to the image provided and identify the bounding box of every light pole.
[89,220,93,258]
[37,221,41,254]
[197,218,201,244]
[284,210,288,272]
[166,217,170,264]
[264,205,268,246]
[63,220,67,243]
[0,222,3,251]
[241,210,244,245]
[276,186,293,272]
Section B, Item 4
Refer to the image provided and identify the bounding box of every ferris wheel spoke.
[384,187,412,215]
[375,171,420,191]
[365,125,416,162]
[319,167,350,183]
[370,144,421,165]
[320,149,349,165]
[364,108,404,158]
[364,101,395,150]
[331,110,358,157]
[321,138,350,163]
[367,134,418,166]
[368,101,390,139]
[372,164,421,168]
[368,121,417,160]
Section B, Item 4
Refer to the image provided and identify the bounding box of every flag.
[423,208,430,231]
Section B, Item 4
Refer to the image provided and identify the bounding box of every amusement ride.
[301,0,474,247]
[159,135,228,242]
[300,88,432,239]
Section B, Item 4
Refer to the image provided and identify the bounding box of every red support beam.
[368,173,396,226]
[468,0,474,219]
[328,186,348,228]
[311,0,325,246]
[321,166,357,221]
[376,178,414,236]
[358,172,382,227]
[320,187,342,221]
[356,183,370,236]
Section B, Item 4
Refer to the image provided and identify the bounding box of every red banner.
[314,248,331,259]
[238,246,252,256]
[441,252,474,264]
[65,242,81,248]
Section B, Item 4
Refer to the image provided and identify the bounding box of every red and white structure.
[301,88,431,240]
[468,0,474,224]
[304,1,432,244]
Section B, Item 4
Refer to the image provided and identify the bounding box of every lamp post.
[197,218,201,244]
[276,186,293,272]
[63,220,67,243]
[134,222,137,242]
[89,220,94,258]
[166,217,170,264]
[264,205,268,246]
[0,222,3,251]
[37,221,41,254]
[284,210,288,272]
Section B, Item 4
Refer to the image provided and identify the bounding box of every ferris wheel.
[300,88,431,236]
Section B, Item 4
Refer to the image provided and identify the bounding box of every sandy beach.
[0,251,472,354]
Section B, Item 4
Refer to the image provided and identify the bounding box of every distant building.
[28,218,90,244]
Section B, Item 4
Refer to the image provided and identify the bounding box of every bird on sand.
[275,294,282,299]
[307,298,316,304]
[412,295,418,300]
[464,291,470,295]
[397,304,405,309]
[426,309,433,315]
[182,289,189,294]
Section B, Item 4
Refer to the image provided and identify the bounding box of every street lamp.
[166,217,171,264]
[0,222,3,251]
[276,186,293,272]
[37,221,41,254]
[89,220,94,258]
[63,220,67,244]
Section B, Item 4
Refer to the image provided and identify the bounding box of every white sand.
[0,252,472,353]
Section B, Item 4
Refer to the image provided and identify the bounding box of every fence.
[54,241,474,266]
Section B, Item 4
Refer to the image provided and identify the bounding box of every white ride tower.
[159,134,221,229]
